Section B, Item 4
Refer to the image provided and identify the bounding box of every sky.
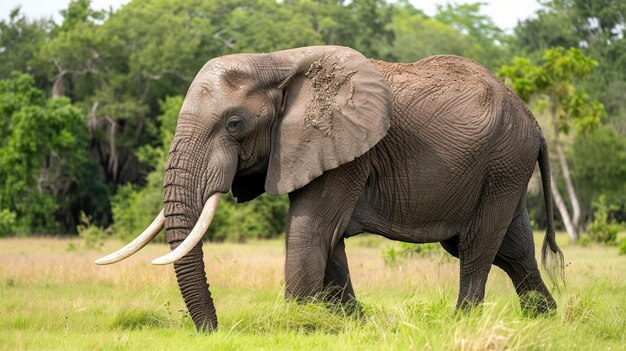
[1,0,543,32]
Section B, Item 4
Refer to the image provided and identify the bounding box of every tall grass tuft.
[225,294,361,335]
[112,309,171,330]
[112,300,191,330]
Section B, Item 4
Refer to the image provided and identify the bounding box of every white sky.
[1,0,542,32]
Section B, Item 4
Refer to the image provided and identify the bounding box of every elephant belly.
[345,214,464,243]
[346,162,484,243]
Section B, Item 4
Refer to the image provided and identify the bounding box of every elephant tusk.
[151,193,221,265]
[95,210,165,265]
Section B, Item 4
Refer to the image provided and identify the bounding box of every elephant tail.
[538,137,565,290]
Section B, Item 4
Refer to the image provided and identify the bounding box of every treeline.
[0,0,624,243]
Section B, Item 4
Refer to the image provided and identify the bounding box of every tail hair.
[538,137,565,290]
[541,230,565,291]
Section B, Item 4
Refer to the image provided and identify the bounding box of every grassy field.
[1,234,624,350]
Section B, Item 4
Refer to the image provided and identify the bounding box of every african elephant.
[96,46,564,332]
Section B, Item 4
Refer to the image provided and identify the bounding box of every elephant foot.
[287,290,364,319]
[196,319,218,333]
[454,300,484,318]
[327,299,365,319]
[519,291,557,317]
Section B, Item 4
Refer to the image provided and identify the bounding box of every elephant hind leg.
[456,193,519,311]
[494,210,556,315]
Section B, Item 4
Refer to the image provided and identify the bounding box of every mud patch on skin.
[304,54,357,138]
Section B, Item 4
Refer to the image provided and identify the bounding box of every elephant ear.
[264,46,392,195]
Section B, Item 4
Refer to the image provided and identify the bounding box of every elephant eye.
[226,115,244,135]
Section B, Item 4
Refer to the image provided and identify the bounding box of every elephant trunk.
[163,143,237,330]
[164,190,219,332]
[162,113,237,331]
[171,240,218,332]
[163,168,221,331]
[163,150,219,331]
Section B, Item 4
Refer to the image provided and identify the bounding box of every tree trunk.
[554,142,581,229]
[52,72,66,97]
[105,117,118,182]
[550,105,581,241]
[551,173,578,241]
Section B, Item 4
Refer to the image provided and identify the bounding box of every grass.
[0,234,624,350]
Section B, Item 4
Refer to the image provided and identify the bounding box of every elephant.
[96,45,564,332]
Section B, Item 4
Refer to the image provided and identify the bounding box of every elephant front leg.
[323,238,356,304]
[284,225,358,307]
[284,227,329,300]
[283,166,367,302]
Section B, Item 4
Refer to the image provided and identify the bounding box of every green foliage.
[0,209,17,236]
[111,95,180,241]
[586,196,621,245]
[389,2,509,68]
[435,2,504,43]
[209,194,288,242]
[433,2,509,68]
[0,72,104,233]
[382,242,443,266]
[0,9,51,81]
[506,5,626,229]
[498,47,605,134]
[619,238,626,255]
[570,125,626,213]
[513,0,626,142]
[77,211,111,249]
[111,175,165,241]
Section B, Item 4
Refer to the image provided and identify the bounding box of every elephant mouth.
[95,193,222,265]
[152,193,221,264]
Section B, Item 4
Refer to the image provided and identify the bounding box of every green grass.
[1,235,624,350]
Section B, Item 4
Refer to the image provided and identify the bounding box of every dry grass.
[0,237,462,292]
[0,238,284,289]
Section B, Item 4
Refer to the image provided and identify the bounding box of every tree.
[513,0,626,132]
[0,73,106,233]
[390,3,472,62]
[513,2,579,55]
[570,125,626,217]
[434,1,509,68]
[498,47,606,241]
[388,1,509,68]
[0,8,52,83]
[226,0,395,58]
[42,0,107,98]
[110,95,180,241]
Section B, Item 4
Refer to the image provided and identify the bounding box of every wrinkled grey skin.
[163,46,563,332]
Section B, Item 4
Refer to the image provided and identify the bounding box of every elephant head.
[96,46,393,332]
